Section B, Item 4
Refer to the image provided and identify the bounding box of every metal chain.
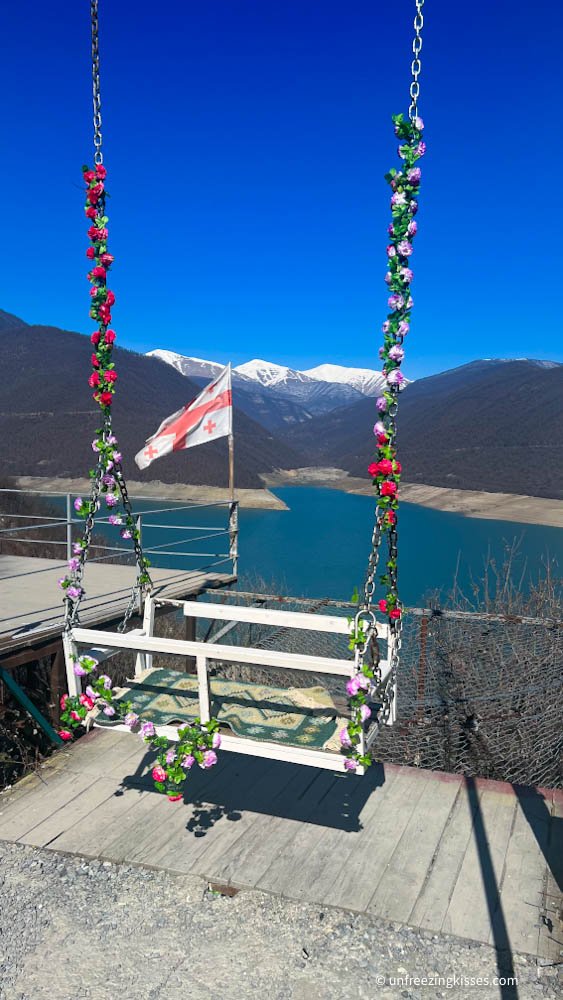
[91,0,103,164]
[64,414,112,629]
[409,0,424,123]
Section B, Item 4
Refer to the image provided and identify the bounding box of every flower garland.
[340,112,425,771]
[58,653,220,800]
[57,165,151,611]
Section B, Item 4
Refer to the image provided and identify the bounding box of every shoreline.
[261,468,563,528]
[15,476,289,511]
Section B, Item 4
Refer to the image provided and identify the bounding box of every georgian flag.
[135,364,232,470]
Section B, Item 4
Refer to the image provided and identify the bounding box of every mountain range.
[1,309,562,500]
[147,350,383,432]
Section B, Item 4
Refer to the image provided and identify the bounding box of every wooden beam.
[71,627,354,676]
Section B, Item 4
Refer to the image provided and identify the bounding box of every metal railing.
[0,489,238,579]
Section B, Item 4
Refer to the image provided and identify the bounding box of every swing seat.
[63,595,396,774]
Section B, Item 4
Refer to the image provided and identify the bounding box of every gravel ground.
[0,841,560,1000]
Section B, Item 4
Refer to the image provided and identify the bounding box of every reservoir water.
[133,486,563,607]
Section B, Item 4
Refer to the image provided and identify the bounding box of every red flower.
[90,331,101,345]
[88,372,100,388]
[368,462,379,477]
[104,329,116,345]
[378,459,393,475]
[104,370,117,383]
[390,609,401,621]
[86,247,96,260]
[378,599,388,613]
[386,510,397,526]
[60,694,68,710]
[394,460,402,474]
[99,391,113,407]
[100,253,114,267]
[91,354,99,367]
[96,164,107,180]
[106,290,116,306]
[91,265,107,280]
[87,183,104,205]
[168,794,183,802]
[79,694,95,710]
[99,303,111,324]
[377,434,388,446]
[58,730,73,741]
[83,169,96,183]
[85,206,97,220]
[87,225,108,241]
[380,481,397,497]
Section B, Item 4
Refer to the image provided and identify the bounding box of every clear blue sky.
[1,0,562,378]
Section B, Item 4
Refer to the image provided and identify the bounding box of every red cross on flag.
[135,364,233,470]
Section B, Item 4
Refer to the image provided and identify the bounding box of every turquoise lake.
[132,486,563,607]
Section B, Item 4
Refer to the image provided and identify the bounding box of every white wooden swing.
[63,594,396,776]
[59,0,424,775]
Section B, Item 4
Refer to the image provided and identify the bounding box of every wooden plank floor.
[0,729,561,962]
[0,555,235,648]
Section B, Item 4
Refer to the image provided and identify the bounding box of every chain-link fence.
[192,591,563,789]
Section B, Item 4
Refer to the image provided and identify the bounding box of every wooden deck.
[0,729,561,963]
[0,555,235,655]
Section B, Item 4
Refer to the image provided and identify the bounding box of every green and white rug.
[119,668,344,751]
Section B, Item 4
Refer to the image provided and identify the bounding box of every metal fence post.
[229,501,239,577]
[66,493,72,561]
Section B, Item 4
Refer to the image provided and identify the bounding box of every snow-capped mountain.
[234,359,313,388]
[147,350,224,381]
[147,350,368,425]
[304,363,385,397]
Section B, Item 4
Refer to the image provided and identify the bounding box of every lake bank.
[16,476,288,511]
[261,468,563,528]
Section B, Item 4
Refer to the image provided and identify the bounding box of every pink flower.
[58,730,73,741]
[60,694,68,710]
[212,733,222,749]
[112,451,122,463]
[373,421,386,437]
[414,116,424,131]
[391,191,406,207]
[140,721,155,739]
[398,320,410,337]
[121,528,132,540]
[346,676,360,697]
[96,163,107,180]
[388,293,404,311]
[108,513,122,526]
[103,705,116,717]
[339,727,352,748]
[100,253,114,267]
[407,167,421,185]
[382,321,390,333]
[68,557,80,571]
[201,750,218,768]
[182,754,195,769]
[105,493,118,508]
[168,794,183,802]
[386,245,396,259]
[397,240,413,257]
[400,267,414,282]
[70,710,82,722]
[67,586,82,600]
[73,543,83,555]
[79,694,95,710]
[104,370,117,383]
[73,497,84,512]
[344,759,357,772]
[152,765,167,782]
[85,685,98,701]
[407,220,417,238]
[387,370,405,387]
[376,396,387,413]
[124,712,139,729]
[359,704,371,722]
[388,345,404,362]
